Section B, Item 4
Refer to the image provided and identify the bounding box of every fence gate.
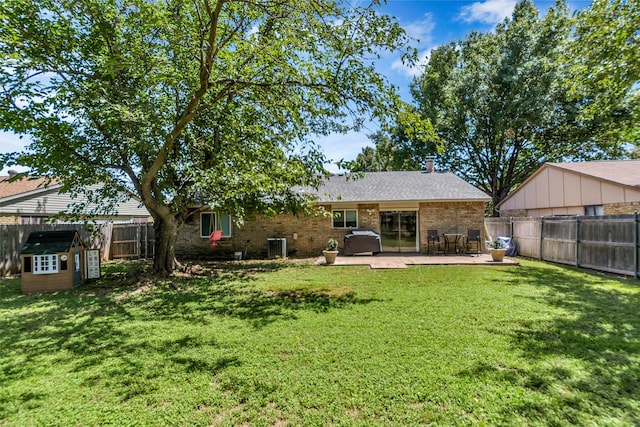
[109,223,155,259]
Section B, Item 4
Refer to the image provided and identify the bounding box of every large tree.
[0,0,412,273]
[373,0,632,214]
[569,0,640,145]
[349,103,441,172]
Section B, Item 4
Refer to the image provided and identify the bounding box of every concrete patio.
[315,253,519,269]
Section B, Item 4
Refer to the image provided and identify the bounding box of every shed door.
[73,252,82,286]
[379,211,418,252]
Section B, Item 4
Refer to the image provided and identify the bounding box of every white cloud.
[0,131,31,175]
[0,131,29,154]
[389,14,436,78]
[315,130,376,170]
[391,48,434,78]
[403,13,435,45]
[458,0,517,25]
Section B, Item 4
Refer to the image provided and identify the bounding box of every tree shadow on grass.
[144,279,367,328]
[0,263,377,418]
[463,263,640,424]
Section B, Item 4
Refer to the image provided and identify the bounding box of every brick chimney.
[425,157,434,173]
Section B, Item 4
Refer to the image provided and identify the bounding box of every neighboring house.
[497,160,640,217]
[176,166,491,258]
[0,171,151,224]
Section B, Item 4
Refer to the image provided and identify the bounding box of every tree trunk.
[153,217,181,275]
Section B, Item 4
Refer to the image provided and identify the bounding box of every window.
[20,216,48,225]
[333,209,357,228]
[33,254,59,275]
[584,205,604,216]
[200,212,232,238]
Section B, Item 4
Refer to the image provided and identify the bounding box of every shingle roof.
[309,171,490,203]
[0,176,54,199]
[548,160,640,188]
[21,230,83,255]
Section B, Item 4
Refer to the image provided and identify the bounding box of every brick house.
[497,160,640,217]
[176,168,490,259]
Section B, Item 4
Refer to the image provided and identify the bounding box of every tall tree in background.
[397,0,632,215]
[0,0,412,274]
[569,0,640,146]
[350,103,441,172]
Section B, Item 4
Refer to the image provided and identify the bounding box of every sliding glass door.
[379,211,418,252]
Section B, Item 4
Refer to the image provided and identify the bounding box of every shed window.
[200,212,232,238]
[33,254,59,274]
[333,209,357,229]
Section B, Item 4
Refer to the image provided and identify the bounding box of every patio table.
[443,233,464,255]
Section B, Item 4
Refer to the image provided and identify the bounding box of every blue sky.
[1,0,593,174]
[319,0,593,171]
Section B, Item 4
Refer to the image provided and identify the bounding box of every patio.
[315,253,519,269]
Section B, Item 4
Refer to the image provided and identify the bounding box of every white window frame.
[200,212,232,238]
[33,254,59,275]
[332,209,358,229]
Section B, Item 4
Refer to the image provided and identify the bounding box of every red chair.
[208,230,223,247]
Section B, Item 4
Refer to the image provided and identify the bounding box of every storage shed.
[21,230,85,294]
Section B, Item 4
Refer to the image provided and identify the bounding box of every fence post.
[575,215,580,268]
[539,217,544,260]
[136,225,141,258]
[635,210,638,279]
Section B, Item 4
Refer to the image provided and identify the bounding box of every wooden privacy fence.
[486,214,640,278]
[109,223,155,259]
[0,223,155,276]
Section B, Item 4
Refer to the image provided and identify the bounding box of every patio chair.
[208,230,223,247]
[426,229,444,255]
[466,229,481,255]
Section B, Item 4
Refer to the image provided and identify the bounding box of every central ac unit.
[267,238,287,259]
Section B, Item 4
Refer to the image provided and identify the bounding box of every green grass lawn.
[1,259,639,426]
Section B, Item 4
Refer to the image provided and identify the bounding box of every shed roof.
[308,171,490,203]
[21,230,84,255]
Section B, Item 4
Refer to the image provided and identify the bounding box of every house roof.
[547,160,640,188]
[0,176,56,199]
[310,171,490,203]
[21,230,84,255]
[497,160,640,208]
[0,176,150,219]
